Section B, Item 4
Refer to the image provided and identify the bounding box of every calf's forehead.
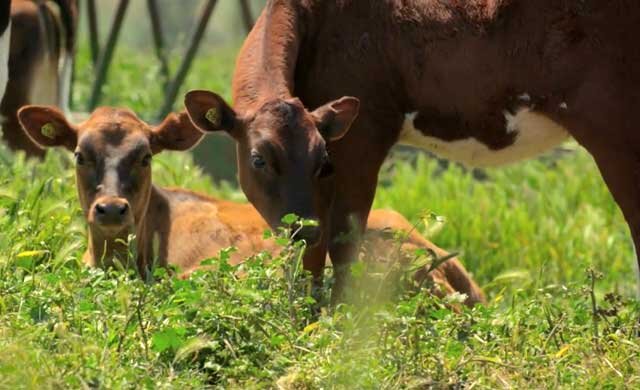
[77,130,150,159]
[77,109,151,154]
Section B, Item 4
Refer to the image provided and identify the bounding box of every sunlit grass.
[375,145,635,297]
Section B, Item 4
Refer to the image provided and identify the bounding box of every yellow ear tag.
[41,123,57,139]
[205,107,220,127]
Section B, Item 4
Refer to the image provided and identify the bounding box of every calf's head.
[18,105,204,246]
[184,90,359,246]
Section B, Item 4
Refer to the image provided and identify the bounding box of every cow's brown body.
[1,0,77,157]
[186,0,640,296]
[17,105,484,306]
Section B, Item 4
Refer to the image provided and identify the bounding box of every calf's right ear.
[17,105,77,151]
[184,90,238,136]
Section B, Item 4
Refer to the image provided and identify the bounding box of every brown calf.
[185,0,640,296]
[17,105,484,306]
[1,0,77,157]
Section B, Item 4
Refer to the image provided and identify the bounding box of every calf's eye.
[251,154,266,169]
[317,152,334,178]
[141,154,152,167]
[74,152,85,166]
[317,161,334,178]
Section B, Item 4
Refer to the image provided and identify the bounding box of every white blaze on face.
[399,108,570,167]
[0,19,10,103]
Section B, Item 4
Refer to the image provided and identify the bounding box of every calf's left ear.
[311,97,360,142]
[17,105,78,151]
[150,111,205,154]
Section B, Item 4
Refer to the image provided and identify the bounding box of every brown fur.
[18,105,484,306]
[1,0,77,157]
[185,0,640,296]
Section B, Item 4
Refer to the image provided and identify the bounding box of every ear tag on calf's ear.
[205,108,220,128]
[41,123,57,139]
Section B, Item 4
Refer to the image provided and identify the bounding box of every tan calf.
[18,105,484,306]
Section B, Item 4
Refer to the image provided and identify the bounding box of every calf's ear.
[311,97,360,142]
[17,105,78,151]
[183,90,238,136]
[151,111,205,154]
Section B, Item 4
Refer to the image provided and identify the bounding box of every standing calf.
[17,105,484,306]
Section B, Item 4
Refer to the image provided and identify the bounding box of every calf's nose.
[94,198,130,226]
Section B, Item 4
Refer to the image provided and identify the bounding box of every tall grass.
[375,148,635,297]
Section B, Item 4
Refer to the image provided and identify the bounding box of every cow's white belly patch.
[399,109,570,167]
[0,20,11,102]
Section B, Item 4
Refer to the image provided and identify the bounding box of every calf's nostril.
[119,203,129,215]
[95,204,106,214]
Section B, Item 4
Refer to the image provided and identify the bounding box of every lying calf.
[18,105,484,306]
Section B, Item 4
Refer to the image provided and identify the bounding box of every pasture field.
[0,45,639,388]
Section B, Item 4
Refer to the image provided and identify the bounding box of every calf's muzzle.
[93,197,130,227]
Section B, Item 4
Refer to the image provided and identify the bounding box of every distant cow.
[0,1,10,100]
[1,0,77,157]
[185,0,640,297]
[17,105,485,306]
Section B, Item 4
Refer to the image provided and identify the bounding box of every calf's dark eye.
[141,154,152,167]
[317,152,335,178]
[318,162,334,178]
[251,154,266,169]
[74,152,85,166]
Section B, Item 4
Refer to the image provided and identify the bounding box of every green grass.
[375,148,636,297]
[0,45,638,388]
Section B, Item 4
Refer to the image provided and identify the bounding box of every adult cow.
[184,0,640,297]
[1,0,77,157]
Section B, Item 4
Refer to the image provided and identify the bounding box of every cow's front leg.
[325,118,396,303]
[327,200,372,304]
[582,143,640,297]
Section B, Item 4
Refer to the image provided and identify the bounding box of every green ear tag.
[41,123,57,139]
[205,108,220,127]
